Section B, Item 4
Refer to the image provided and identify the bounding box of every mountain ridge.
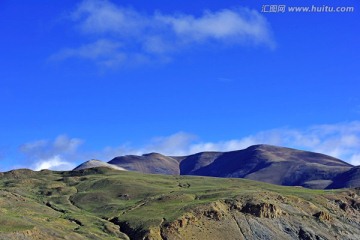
[73,144,358,189]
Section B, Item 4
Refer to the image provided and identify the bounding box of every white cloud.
[72,0,146,36]
[20,135,83,158]
[50,39,130,67]
[188,137,256,154]
[20,135,83,171]
[52,0,274,66]
[96,132,197,158]
[52,39,122,60]
[53,135,83,153]
[144,132,198,156]
[157,8,273,45]
[349,154,360,166]
[34,155,76,171]
[20,140,48,154]
[188,121,360,166]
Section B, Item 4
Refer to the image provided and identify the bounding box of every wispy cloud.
[99,121,360,166]
[157,8,273,45]
[20,135,83,171]
[51,0,274,66]
[71,0,146,36]
[95,132,198,159]
[52,39,121,60]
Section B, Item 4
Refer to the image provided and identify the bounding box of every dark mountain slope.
[178,151,223,175]
[178,145,352,188]
[327,166,360,189]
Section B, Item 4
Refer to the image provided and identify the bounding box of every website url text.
[262,5,355,13]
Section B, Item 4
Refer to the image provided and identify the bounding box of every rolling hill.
[0,168,359,239]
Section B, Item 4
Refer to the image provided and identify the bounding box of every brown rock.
[313,211,332,222]
[241,202,283,218]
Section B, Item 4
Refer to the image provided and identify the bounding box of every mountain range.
[1,144,360,239]
[74,144,359,189]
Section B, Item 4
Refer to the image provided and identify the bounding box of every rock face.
[241,202,283,218]
[313,211,332,222]
[74,144,359,189]
[73,159,127,171]
[158,193,360,240]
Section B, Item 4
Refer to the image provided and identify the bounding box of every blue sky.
[1,0,359,171]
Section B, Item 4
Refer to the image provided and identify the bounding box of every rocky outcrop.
[241,202,283,218]
[313,211,332,222]
[158,192,360,240]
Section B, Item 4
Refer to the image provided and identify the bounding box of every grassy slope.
[0,168,351,239]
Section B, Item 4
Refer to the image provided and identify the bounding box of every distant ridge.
[73,144,358,189]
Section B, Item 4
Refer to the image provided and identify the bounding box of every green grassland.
[0,168,347,239]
